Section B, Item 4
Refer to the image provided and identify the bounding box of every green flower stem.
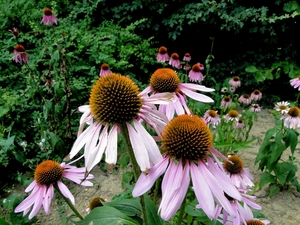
[54,184,84,220]
[176,195,186,225]
[119,123,148,225]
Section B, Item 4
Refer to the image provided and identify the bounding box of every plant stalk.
[54,184,84,220]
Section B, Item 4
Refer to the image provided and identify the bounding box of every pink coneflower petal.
[159,160,190,221]
[206,156,241,201]
[105,125,118,165]
[191,162,215,218]
[69,123,99,159]
[132,157,169,197]
[85,125,108,173]
[57,181,75,205]
[126,122,150,172]
[15,182,40,213]
[29,186,45,219]
[132,120,163,164]
[179,85,214,103]
[43,185,53,214]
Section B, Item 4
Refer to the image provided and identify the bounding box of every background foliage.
[1,0,300,197]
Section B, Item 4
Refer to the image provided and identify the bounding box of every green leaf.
[122,171,134,188]
[274,162,293,185]
[268,184,280,197]
[0,218,10,225]
[285,128,299,155]
[245,65,258,73]
[283,1,299,12]
[144,195,165,225]
[259,172,275,188]
[51,50,60,61]
[104,199,140,217]
[73,206,139,225]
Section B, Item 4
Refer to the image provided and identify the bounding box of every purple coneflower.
[274,101,290,114]
[229,76,241,88]
[281,106,300,129]
[215,188,261,225]
[9,27,19,36]
[229,86,236,93]
[223,155,254,189]
[157,46,169,63]
[188,63,204,82]
[203,109,221,128]
[290,76,300,91]
[143,68,214,120]
[236,119,244,128]
[66,73,172,174]
[221,96,232,109]
[41,8,57,25]
[238,94,252,105]
[99,63,112,76]
[251,104,261,112]
[133,114,242,221]
[14,160,93,219]
[224,110,241,122]
[13,44,28,64]
[250,89,262,101]
[169,53,181,69]
[183,53,191,62]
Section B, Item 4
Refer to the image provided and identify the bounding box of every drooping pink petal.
[86,124,108,173]
[42,184,53,214]
[57,181,75,205]
[132,157,169,197]
[180,83,215,92]
[69,123,99,159]
[126,123,150,172]
[28,185,46,219]
[206,156,242,201]
[190,162,215,218]
[25,180,37,193]
[197,160,236,218]
[133,120,163,164]
[159,160,190,221]
[179,86,214,103]
[105,124,118,165]
[14,184,41,214]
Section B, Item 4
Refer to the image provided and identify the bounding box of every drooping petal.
[206,156,241,201]
[180,85,214,103]
[25,180,37,193]
[197,160,236,218]
[159,160,190,221]
[14,184,41,214]
[133,119,163,164]
[42,184,53,215]
[126,123,150,172]
[57,181,75,205]
[84,123,102,168]
[86,124,108,173]
[28,185,46,219]
[68,122,98,159]
[105,124,118,165]
[142,92,174,105]
[180,83,215,92]
[132,157,169,197]
[190,162,215,218]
